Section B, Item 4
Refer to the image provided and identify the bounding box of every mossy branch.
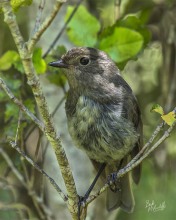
[1,1,79,219]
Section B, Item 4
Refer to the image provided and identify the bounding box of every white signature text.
[145,200,166,212]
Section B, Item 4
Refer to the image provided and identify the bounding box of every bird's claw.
[78,196,87,220]
[107,172,117,183]
[78,196,85,206]
[107,173,121,192]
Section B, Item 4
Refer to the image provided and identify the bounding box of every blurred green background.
[0,0,176,219]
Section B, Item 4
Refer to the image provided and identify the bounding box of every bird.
[49,47,143,213]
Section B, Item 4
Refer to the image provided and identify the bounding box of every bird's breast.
[67,96,138,164]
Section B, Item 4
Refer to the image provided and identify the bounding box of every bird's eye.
[80,57,90,65]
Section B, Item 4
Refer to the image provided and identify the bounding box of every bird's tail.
[91,158,135,212]
[106,172,134,212]
[105,157,135,213]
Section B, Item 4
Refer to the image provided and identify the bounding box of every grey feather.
[49,47,143,212]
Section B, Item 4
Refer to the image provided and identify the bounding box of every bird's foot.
[108,172,117,183]
[78,195,86,207]
[78,195,87,220]
[107,173,121,192]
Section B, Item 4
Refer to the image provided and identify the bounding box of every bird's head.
[49,47,119,93]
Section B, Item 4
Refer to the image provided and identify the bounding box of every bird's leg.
[85,163,106,199]
[78,163,106,213]
[107,159,123,192]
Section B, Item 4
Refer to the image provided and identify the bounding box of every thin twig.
[0,146,53,219]
[9,141,68,202]
[115,117,176,179]
[0,179,27,219]
[0,147,27,188]
[85,108,176,205]
[0,77,44,131]
[0,202,33,218]
[125,121,165,169]
[1,2,78,217]
[0,152,54,220]
[52,95,66,117]
[28,0,66,53]
[114,0,121,21]
[31,195,46,220]
[32,0,46,35]
[31,193,54,219]
[43,0,84,58]
[30,128,43,188]
[15,110,22,143]
[165,58,176,111]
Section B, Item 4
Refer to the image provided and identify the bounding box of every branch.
[114,0,121,21]
[0,147,27,188]
[165,62,176,111]
[0,77,44,131]
[121,121,165,169]
[27,0,66,53]
[1,2,79,218]
[0,74,76,209]
[85,108,176,205]
[32,0,46,35]
[0,202,33,218]
[0,146,53,219]
[9,140,68,202]
[42,96,66,163]
[43,0,84,58]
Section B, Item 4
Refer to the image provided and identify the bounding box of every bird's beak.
[48,59,68,68]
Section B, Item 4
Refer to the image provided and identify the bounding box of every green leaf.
[99,27,143,63]
[138,7,153,25]
[150,104,164,115]
[65,5,100,46]
[98,15,150,68]
[0,51,19,71]
[0,0,33,12]
[161,111,176,126]
[23,99,35,114]
[0,74,21,101]
[5,103,19,122]
[32,48,46,74]
[11,0,33,11]
[0,90,7,101]
[116,15,151,47]
[13,55,24,73]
